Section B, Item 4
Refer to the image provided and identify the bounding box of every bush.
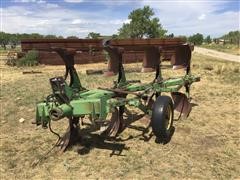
[188,33,204,45]
[17,50,39,66]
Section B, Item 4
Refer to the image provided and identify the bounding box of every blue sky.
[1,0,239,38]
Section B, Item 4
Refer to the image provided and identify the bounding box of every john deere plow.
[35,38,200,153]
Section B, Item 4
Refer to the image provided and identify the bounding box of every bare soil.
[194,47,240,63]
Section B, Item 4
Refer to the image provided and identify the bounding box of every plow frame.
[35,39,200,152]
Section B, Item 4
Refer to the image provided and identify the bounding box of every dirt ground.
[195,47,240,63]
[0,53,239,179]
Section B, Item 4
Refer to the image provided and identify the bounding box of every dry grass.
[0,53,240,179]
[200,44,240,55]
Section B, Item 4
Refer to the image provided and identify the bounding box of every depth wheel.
[151,96,174,143]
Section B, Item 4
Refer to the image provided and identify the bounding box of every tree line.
[0,32,79,50]
[187,31,240,46]
[1,6,239,49]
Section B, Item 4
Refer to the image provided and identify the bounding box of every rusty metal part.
[22,71,42,74]
[103,44,124,75]
[21,39,103,52]
[171,92,192,118]
[136,92,155,125]
[105,38,187,74]
[56,117,80,153]
[109,38,185,48]
[162,50,175,61]
[170,44,191,70]
[21,38,186,52]
[86,69,104,75]
[57,126,71,153]
[101,107,124,137]
[38,51,104,65]
[142,46,161,72]
[104,71,116,76]
[21,38,192,75]
[146,91,155,108]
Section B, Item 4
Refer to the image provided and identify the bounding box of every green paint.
[35,58,200,129]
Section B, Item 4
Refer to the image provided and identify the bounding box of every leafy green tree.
[9,35,19,49]
[118,6,167,38]
[204,35,212,44]
[0,32,10,50]
[67,36,79,39]
[188,33,204,45]
[111,34,118,39]
[222,30,240,45]
[30,33,44,39]
[213,38,217,43]
[177,35,187,42]
[19,33,31,39]
[44,35,58,39]
[87,32,101,39]
[167,33,174,38]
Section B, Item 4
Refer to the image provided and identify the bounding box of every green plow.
[35,41,200,153]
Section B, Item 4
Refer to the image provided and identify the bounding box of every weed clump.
[17,50,39,66]
[233,67,239,73]
[215,65,226,75]
[202,64,213,71]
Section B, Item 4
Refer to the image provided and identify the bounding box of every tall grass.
[17,50,39,67]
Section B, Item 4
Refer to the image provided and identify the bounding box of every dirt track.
[194,47,240,63]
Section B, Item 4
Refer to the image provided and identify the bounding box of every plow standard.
[35,38,200,153]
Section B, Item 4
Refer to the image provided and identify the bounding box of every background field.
[200,44,240,56]
[0,53,239,179]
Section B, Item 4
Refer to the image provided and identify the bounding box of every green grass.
[16,50,38,66]
[0,45,21,52]
[200,43,240,55]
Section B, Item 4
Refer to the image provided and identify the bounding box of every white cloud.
[14,0,46,3]
[124,19,131,24]
[198,14,206,20]
[71,19,84,24]
[46,3,59,9]
[109,19,129,25]
[2,5,123,37]
[96,0,139,6]
[140,0,239,37]
[4,1,239,38]
[14,0,37,2]
[63,0,138,5]
[64,0,84,3]
[37,0,46,4]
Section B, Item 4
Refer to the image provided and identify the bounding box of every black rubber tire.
[151,96,174,143]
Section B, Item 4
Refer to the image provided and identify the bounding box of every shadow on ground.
[67,110,176,156]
